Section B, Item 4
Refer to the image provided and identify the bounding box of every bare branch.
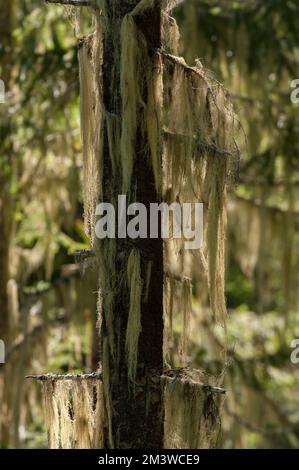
[234,194,299,218]
[26,372,102,381]
[162,369,226,394]
[69,249,95,259]
[165,0,186,12]
[164,129,236,158]
[165,270,192,284]
[45,0,91,6]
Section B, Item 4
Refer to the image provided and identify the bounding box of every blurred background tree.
[175,0,299,448]
[0,0,298,449]
[0,0,97,448]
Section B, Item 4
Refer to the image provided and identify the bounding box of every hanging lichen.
[204,153,228,325]
[179,278,192,362]
[78,24,103,244]
[120,6,165,196]
[163,369,222,449]
[161,52,239,345]
[97,238,117,359]
[145,52,164,194]
[126,248,142,384]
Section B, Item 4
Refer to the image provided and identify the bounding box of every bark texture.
[99,0,164,449]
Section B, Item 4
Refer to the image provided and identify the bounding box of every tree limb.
[25,372,102,381]
[45,0,91,6]
[162,368,226,394]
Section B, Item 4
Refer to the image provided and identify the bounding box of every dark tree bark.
[0,0,15,448]
[99,0,165,449]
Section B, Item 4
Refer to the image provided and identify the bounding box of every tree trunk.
[0,0,13,346]
[0,0,15,448]
[99,1,164,448]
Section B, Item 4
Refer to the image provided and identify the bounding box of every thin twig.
[69,249,95,259]
[162,375,226,394]
[162,50,245,149]
[46,0,91,6]
[26,368,225,393]
[164,129,236,158]
[162,369,226,394]
[165,270,192,284]
[162,52,207,80]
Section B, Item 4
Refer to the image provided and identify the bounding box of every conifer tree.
[34,0,239,449]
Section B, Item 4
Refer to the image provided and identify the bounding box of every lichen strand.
[120,15,145,195]
[78,26,103,244]
[125,248,142,384]
[120,12,164,196]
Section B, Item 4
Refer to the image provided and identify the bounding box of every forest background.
[0,0,299,449]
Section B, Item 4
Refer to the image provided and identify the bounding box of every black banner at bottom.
[0,449,298,466]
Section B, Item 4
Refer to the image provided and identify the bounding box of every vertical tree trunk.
[99,1,164,448]
[0,0,15,448]
[0,0,13,346]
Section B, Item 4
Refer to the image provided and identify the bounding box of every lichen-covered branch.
[162,373,226,395]
[25,372,102,381]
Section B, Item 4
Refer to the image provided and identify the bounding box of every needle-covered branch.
[26,369,225,394]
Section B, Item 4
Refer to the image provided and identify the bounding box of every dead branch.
[162,51,207,81]
[163,129,236,158]
[25,372,102,381]
[162,369,226,394]
[69,249,95,259]
[21,267,81,300]
[46,0,91,6]
[25,368,224,394]
[165,270,192,284]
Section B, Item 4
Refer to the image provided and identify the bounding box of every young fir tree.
[38,0,239,449]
